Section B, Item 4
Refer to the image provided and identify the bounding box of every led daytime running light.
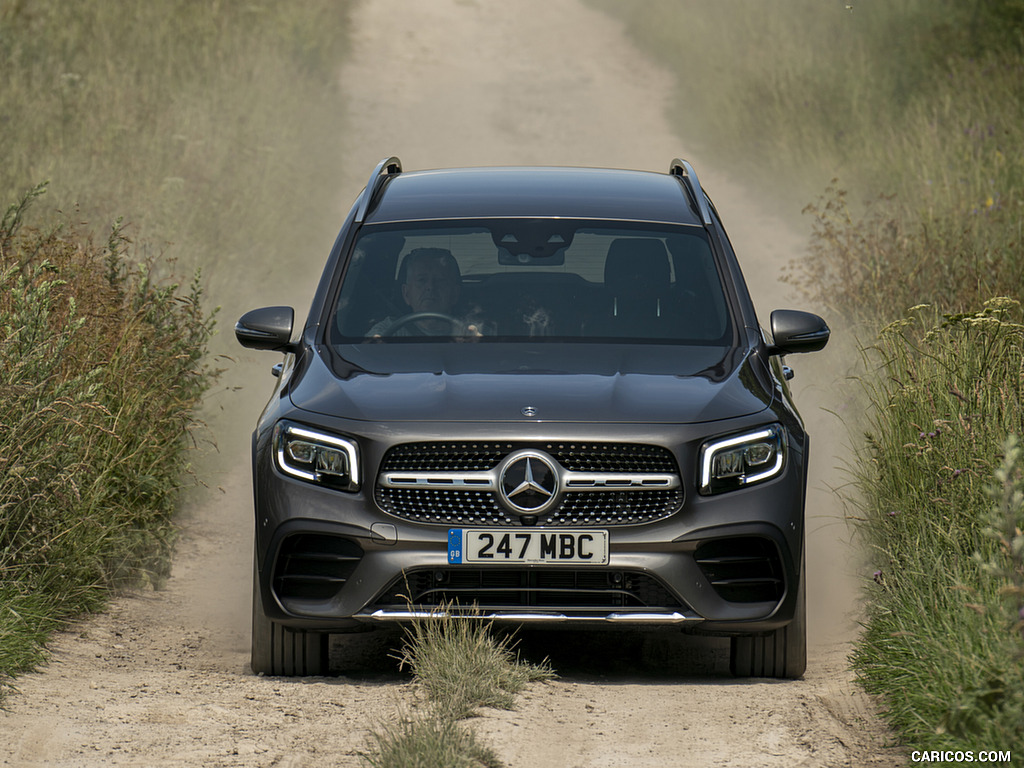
[700,425,785,494]
[275,422,360,491]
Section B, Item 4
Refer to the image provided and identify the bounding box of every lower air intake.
[694,536,784,603]
[273,534,363,601]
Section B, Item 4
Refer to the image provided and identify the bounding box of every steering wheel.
[383,312,464,336]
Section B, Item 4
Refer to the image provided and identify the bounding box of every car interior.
[331,221,732,344]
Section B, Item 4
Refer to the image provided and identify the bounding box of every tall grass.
[850,301,1024,754]
[396,610,553,720]
[593,1,1024,211]
[1,186,216,692]
[362,708,503,768]
[787,177,1024,326]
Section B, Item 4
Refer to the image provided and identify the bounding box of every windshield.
[330,219,733,345]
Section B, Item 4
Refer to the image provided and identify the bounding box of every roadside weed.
[362,607,553,767]
[396,607,554,719]
[361,703,502,768]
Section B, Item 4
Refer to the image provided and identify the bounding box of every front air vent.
[273,534,363,601]
[694,537,784,604]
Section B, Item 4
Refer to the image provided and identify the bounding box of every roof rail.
[354,156,402,223]
[669,158,713,226]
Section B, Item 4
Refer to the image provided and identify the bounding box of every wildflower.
[887,510,898,517]
[982,296,1019,314]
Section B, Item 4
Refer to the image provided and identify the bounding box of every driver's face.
[401,258,460,313]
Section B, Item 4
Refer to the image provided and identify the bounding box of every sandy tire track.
[2,1,903,765]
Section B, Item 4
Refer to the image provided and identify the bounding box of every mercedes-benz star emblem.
[499,452,559,514]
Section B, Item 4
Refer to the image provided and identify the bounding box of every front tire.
[251,562,329,676]
[729,560,806,679]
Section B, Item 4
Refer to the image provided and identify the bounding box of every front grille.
[371,568,683,611]
[694,537,784,603]
[273,534,363,601]
[375,441,683,526]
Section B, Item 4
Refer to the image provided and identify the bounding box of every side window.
[667,234,730,341]
[333,233,404,337]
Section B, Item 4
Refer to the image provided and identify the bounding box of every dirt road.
[1,1,903,765]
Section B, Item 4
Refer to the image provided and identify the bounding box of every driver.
[367,247,483,338]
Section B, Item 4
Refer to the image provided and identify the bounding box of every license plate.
[448,529,609,565]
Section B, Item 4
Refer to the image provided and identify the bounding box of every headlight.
[699,425,785,495]
[274,421,360,491]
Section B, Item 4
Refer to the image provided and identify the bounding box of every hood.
[287,342,772,424]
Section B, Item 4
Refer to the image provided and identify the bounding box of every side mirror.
[767,309,830,355]
[235,306,296,352]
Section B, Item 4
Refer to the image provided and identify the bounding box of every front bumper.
[249,409,806,638]
[253,417,807,636]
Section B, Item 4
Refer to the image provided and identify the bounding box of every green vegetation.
[362,708,503,768]
[396,609,553,720]
[0,0,351,697]
[1,185,215,689]
[851,302,1024,751]
[593,0,1024,757]
[362,611,553,768]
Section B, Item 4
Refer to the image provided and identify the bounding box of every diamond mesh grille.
[375,442,683,526]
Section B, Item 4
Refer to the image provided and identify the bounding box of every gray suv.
[236,158,830,679]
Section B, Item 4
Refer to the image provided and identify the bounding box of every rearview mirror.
[235,306,296,352]
[767,310,830,355]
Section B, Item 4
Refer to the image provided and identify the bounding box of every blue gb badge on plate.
[447,529,463,564]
